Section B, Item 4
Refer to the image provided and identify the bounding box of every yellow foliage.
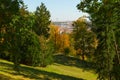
[49,24,71,53]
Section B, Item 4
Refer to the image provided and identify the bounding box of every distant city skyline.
[23,0,88,21]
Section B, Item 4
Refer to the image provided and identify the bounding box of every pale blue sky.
[23,0,87,21]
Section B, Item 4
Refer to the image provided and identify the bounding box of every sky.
[23,0,87,21]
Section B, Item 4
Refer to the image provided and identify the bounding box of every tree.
[0,0,20,25]
[77,0,120,80]
[73,16,97,60]
[49,24,71,54]
[60,33,70,55]
[33,3,51,38]
[39,36,54,67]
[49,24,61,52]
[61,33,70,50]
[5,2,42,70]
[0,0,54,70]
[8,13,41,70]
[0,0,21,57]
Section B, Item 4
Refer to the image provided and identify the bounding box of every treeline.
[0,0,120,80]
[0,0,77,70]
[0,0,95,70]
[0,0,54,70]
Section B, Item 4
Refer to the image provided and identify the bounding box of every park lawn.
[0,57,97,80]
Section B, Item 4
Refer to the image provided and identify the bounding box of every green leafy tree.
[49,24,71,54]
[39,36,54,67]
[77,0,120,80]
[33,3,51,38]
[0,0,20,25]
[8,13,40,70]
[6,3,41,70]
[0,0,21,57]
[0,0,53,71]
[73,16,97,60]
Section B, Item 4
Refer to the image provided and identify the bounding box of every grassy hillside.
[0,55,97,80]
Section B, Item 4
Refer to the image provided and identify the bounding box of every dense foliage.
[77,0,120,80]
[0,0,119,79]
[73,16,97,60]
[0,0,53,71]
[0,0,20,56]
[49,24,71,54]
[33,3,51,38]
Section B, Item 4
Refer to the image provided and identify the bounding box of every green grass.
[0,55,97,80]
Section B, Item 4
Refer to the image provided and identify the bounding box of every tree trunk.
[112,30,120,64]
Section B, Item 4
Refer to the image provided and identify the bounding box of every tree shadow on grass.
[0,62,85,80]
[54,54,95,71]
[0,74,14,80]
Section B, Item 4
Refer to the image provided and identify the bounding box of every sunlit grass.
[0,58,97,80]
[38,63,97,80]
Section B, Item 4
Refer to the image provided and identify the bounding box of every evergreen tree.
[39,36,54,67]
[77,0,120,79]
[33,3,51,38]
[8,13,40,70]
[0,0,53,70]
[0,0,20,57]
[6,2,41,70]
[33,3,54,67]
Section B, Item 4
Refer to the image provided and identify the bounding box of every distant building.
[53,21,74,33]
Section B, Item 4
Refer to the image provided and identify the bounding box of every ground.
[0,55,97,80]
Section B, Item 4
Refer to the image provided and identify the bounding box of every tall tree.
[0,0,20,55]
[8,13,41,70]
[73,16,97,60]
[77,0,120,80]
[6,2,41,70]
[49,24,71,54]
[0,0,20,25]
[49,24,61,52]
[33,3,51,38]
[39,36,54,67]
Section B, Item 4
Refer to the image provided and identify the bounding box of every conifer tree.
[39,36,54,67]
[77,0,120,79]
[0,0,20,56]
[33,3,51,38]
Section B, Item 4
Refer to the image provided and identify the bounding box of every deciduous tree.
[50,24,71,54]
[73,16,97,60]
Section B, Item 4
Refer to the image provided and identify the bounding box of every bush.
[63,47,70,56]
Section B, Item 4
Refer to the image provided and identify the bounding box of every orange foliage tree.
[49,24,70,54]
